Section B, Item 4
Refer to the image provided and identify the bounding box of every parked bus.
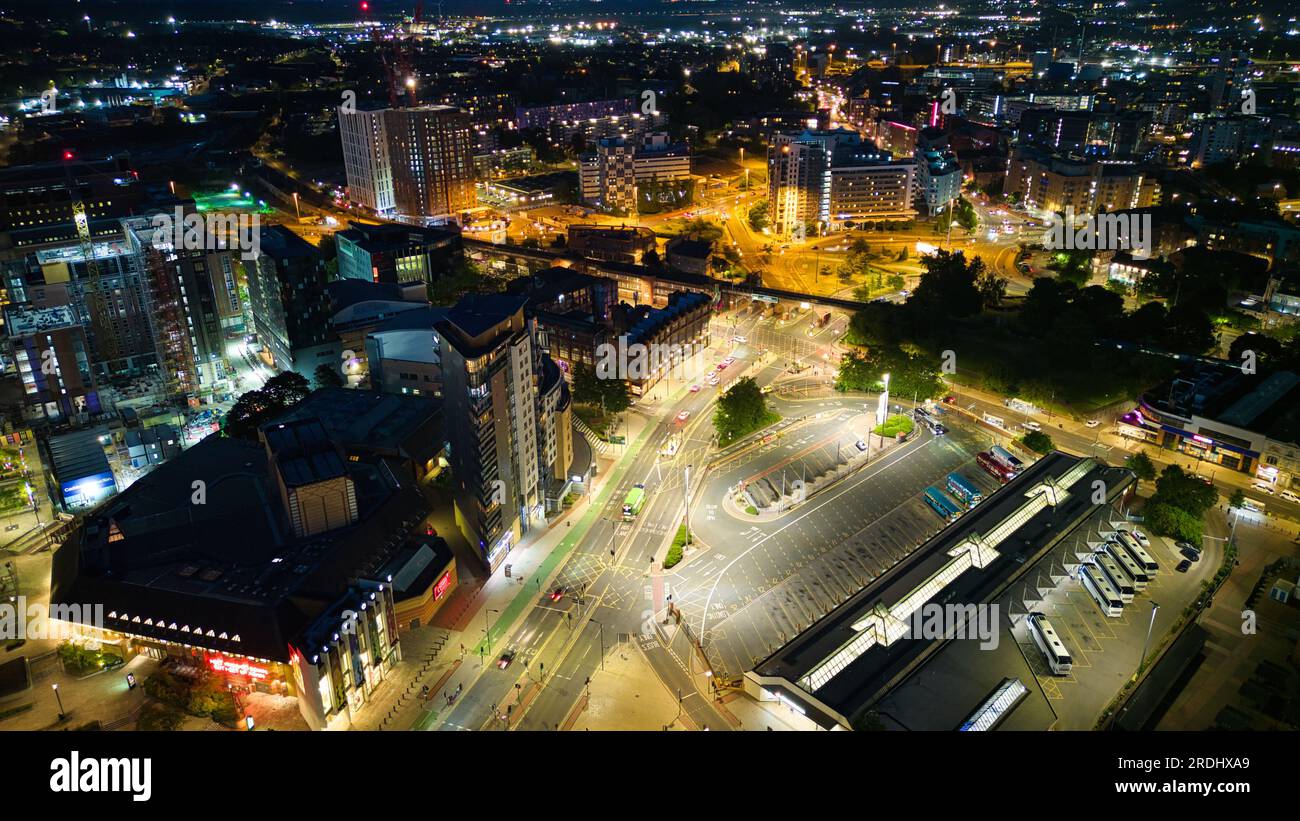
[1105,542,1149,590]
[946,473,984,508]
[1115,530,1159,574]
[976,452,1016,484]
[989,445,1024,473]
[1080,565,1123,617]
[1028,612,1073,675]
[1092,551,1135,603]
[622,484,646,520]
[924,487,962,523]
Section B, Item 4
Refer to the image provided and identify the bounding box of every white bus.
[1105,542,1149,591]
[1115,530,1159,574]
[1092,551,1135,603]
[1080,565,1123,617]
[1028,612,1073,675]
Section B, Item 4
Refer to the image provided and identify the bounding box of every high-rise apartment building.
[436,294,543,570]
[769,128,917,236]
[338,105,475,223]
[337,104,396,215]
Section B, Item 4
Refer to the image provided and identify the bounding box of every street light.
[1136,601,1160,677]
[483,607,499,660]
[52,683,65,720]
[590,618,607,671]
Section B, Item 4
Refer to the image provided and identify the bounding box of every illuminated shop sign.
[433,571,452,601]
[209,656,270,681]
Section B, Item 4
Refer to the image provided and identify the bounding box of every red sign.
[209,656,270,681]
[432,571,452,601]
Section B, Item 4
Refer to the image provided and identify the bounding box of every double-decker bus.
[1115,530,1159,574]
[622,484,646,520]
[1092,551,1135,603]
[923,487,962,522]
[1028,613,1073,675]
[977,452,1016,484]
[946,472,984,508]
[1105,542,1149,590]
[989,445,1023,474]
[1080,564,1123,617]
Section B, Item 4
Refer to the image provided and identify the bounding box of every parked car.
[689,384,701,393]
[855,440,868,452]
[1085,419,1101,428]
[943,395,956,404]
[1280,489,1300,504]
[1175,559,1192,573]
[1251,481,1276,495]
[1179,546,1201,563]
[1022,421,1042,432]
[1130,529,1151,547]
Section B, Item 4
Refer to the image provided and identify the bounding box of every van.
[1022,421,1042,432]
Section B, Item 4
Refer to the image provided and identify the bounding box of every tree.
[907,249,984,319]
[1145,502,1204,544]
[314,363,344,389]
[224,371,311,440]
[713,376,772,443]
[975,269,1008,308]
[1124,452,1157,486]
[1150,464,1217,519]
[1020,430,1055,454]
[748,200,769,232]
[1228,489,1247,512]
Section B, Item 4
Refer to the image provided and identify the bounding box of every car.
[676,410,690,423]
[1085,419,1101,428]
[1280,489,1300,504]
[1175,540,1197,552]
[497,649,518,669]
[549,586,566,602]
[721,356,735,368]
[707,375,720,386]
[943,395,956,404]
[1131,530,1151,547]
[1180,546,1201,563]
[1022,421,1042,432]
[732,335,747,343]
[932,423,948,436]
[1251,481,1276,495]
[689,384,701,392]
[855,440,868,452]
[1175,559,1192,573]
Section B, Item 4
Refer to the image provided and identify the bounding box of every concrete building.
[436,294,542,570]
[579,132,691,213]
[1004,147,1161,215]
[769,128,918,236]
[337,103,396,215]
[335,221,463,287]
[247,225,338,378]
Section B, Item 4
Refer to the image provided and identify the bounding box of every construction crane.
[362,1,423,108]
[62,151,118,368]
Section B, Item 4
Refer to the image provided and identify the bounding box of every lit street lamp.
[1136,601,1160,677]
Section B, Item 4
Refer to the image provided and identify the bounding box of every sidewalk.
[413,411,659,729]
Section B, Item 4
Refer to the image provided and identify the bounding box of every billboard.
[60,471,117,508]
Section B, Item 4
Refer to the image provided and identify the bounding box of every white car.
[1085,419,1101,428]
[1129,529,1150,548]
[1279,489,1300,504]
[732,335,747,343]
[1252,481,1276,495]
[1022,421,1042,432]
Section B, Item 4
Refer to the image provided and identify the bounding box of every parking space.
[677,427,992,679]
[1000,523,1218,728]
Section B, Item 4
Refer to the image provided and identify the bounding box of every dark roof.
[257,224,318,259]
[443,293,529,339]
[752,452,1133,728]
[379,537,454,600]
[326,279,410,312]
[263,418,346,487]
[49,432,430,663]
[48,428,112,483]
[274,388,441,459]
